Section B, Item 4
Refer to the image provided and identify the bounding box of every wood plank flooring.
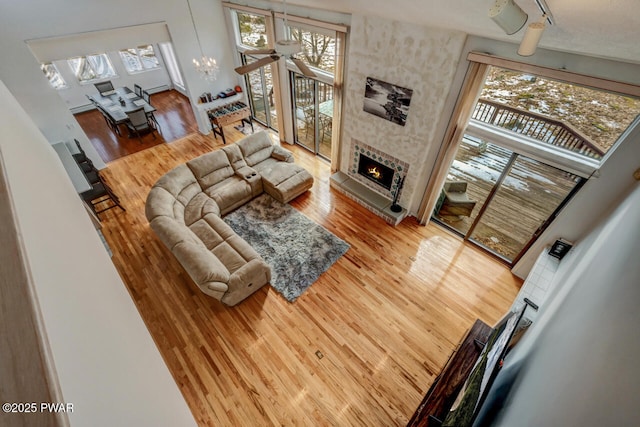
[93,119,522,426]
[75,90,198,162]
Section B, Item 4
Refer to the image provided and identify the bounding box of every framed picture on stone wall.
[363,77,413,126]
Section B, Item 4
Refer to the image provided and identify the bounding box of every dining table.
[93,86,156,125]
[319,99,334,118]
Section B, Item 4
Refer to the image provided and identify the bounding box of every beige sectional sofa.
[145,131,313,306]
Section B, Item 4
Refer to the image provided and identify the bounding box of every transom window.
[477,66,640,159]
[119,45,160,74]
[236,12,268,48]
[68,54,117,83]
[287,26,336,74]
[40,63,67,90]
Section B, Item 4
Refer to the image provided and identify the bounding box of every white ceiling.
[285,0,640,64]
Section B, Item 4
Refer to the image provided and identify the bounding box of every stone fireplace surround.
[330,139,410,226]
[349,139,409,199]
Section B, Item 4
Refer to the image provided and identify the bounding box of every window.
[236,12,268,48]
[158,42,185,91]
[288,26,336,74]
[40,63,67,89]
[68,54,117,83]
[119,45,160,74]
[478,66,640,159]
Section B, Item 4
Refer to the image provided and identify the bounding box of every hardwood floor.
[75,90,199,163]
[94,119,522,425]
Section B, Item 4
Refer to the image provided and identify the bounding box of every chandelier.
[193,56,219,82]
[187,0,219,82]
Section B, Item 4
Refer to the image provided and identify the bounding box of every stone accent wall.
[340,14,466,214]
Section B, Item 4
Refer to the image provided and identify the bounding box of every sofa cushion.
[146,186,183,221]
[222,259,271,306]
[184,192,220,226]
[148,164,201,219]
[172,239,230,290]
[251,157,281,173]
[236,131,274,167]
[204,176,252,214]
[149,215,205,251]
[256,162,303,187]
[190,214,260,275]
[222,144,247,170]
[271,145,294,162]
[187,150,234,189]
[261,165,314,204]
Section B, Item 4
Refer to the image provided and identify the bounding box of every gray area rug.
[224,194,350,302]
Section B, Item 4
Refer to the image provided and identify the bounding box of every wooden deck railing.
[293,74,333,106]
[472,98,605,159]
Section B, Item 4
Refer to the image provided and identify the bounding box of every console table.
[407,319,492,427]
[207,101,253,144]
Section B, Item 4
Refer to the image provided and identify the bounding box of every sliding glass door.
[428,63,640,264]
[291,72,315,152]
[241,54,277,131]
[291,72,333,159]
[435,137,583,264]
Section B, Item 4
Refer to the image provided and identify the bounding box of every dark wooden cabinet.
[407,319,492,427]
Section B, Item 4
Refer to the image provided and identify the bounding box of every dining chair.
[96,105,121,136]
[320,115,332,143]
[72,139,90,164]
[76,159,113,193]
[80,180,125,218]
[141,90,161,133]
[302,105,315,140]
[94,80,114,95]
[71,139,117,192]
[125,107,157,143]
[134,84,143,97]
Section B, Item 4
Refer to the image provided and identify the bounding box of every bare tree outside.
[289,27,335,73]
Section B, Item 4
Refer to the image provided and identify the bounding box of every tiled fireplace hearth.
[330,139,410,226]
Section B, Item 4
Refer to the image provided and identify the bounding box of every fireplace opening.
[357,154,395,190]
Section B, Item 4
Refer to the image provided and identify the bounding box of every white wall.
[0,79,196,426]
[486,183,640,426]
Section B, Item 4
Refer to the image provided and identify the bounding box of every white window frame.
[467,52,640,166]
[233,10,270,50]
[67,53,118,84]
[284,22,337,78]
[40,62,68,90]
[119,45,161,75]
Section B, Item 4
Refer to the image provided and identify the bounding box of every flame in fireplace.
[368,166,382,179]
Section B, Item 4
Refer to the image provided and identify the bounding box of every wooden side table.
[207,101,253,144]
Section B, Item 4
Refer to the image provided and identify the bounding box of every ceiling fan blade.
[234,55,279,75]
[243,48,277,55]
[291,57,316,78]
